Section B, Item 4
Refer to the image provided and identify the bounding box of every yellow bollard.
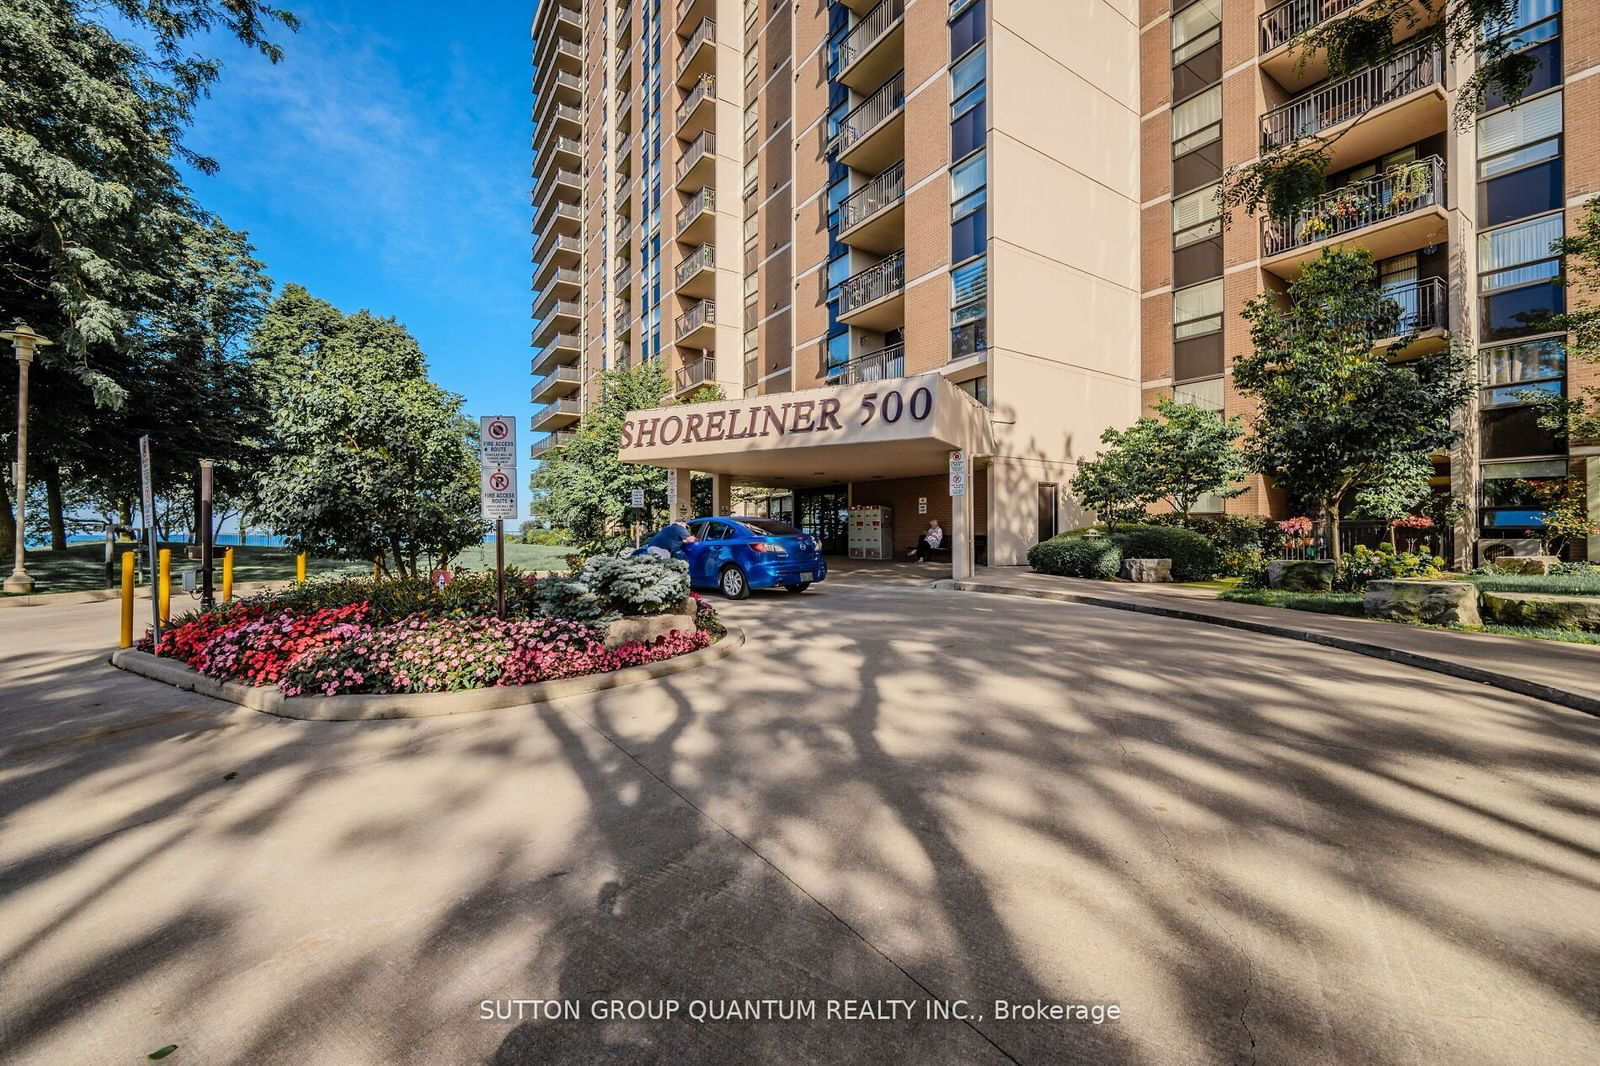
[222,547,234,603]
[120,551,135,648]
[296,552,307,584]
[158,548,172,624]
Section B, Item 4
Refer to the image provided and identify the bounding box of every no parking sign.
[480,465,517,520]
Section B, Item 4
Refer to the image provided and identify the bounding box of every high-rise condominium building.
[531,0,1599,570]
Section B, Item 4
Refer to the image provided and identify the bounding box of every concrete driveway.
[1,582,1597,1064]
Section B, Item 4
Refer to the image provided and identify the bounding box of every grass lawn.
[4,539,574,597]
[1178,577,1242,592]
[1219,588,1366,617]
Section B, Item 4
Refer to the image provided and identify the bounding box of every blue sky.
[177,1,537,513]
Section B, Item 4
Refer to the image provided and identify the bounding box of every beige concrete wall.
[988,0,1142,555]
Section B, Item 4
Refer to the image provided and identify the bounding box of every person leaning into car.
[643,519,698,559]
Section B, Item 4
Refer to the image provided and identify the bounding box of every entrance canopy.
[618,373,993,485]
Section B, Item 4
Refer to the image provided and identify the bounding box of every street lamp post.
[1,324,53,595]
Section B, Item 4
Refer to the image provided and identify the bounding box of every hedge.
[1028,536,1123,579]
[1106,524,1219,582]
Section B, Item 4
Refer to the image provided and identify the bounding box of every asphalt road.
[1,579,1597,1064]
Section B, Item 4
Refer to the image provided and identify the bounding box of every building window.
[1171,85,1221,157]
[951,256,987,359]
[1479,337,1565,408]
[951,44,987,165]
[1172,375,1224,410]
[1478,212,1564,339]
[949,0,985,58]
[1480,458,1568,533]
[1477,88,1561,158]
[951,150,987,263]
[1171,0,1220,64]
[826,253,851,303]
[1172,279,1222,340]
[1172,182,1221,248]
[825,330,850,378]
[955,375,989,405]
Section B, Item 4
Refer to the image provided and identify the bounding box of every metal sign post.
[139,436,160,647]
[629,487,645,548]
[199,459,215,610]
[479,417,518,619]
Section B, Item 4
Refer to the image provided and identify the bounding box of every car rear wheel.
[782,582,811,593]
[718,565,750,599]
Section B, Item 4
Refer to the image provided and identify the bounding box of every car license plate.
[803,571,815,581]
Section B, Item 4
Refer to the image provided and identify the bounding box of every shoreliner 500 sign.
[621,384,934,450]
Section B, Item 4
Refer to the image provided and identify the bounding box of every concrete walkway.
[947,567,1600,717]
[2,587,1598,1063]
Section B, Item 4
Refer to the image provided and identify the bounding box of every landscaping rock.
[1492,555,1561,576]
[1120,558,1172,583]
[1480,590,1600,631]
[1364,579,1481,627]
[1267,559,1336,592]
[604,611,697,648]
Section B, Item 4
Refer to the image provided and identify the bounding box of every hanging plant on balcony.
[1329,188,1365,222]
[1221,1,1537,228]
[1299,214,1332,241]
[1386,161,1430,211]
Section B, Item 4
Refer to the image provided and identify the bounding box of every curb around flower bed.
[109,627,746,722]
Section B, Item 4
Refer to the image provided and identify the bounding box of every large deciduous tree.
[1233,248,1473,559]
[248,289,483,577]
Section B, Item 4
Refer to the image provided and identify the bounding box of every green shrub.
[521,527,572,546]
[1107,524,1220,582]
[1335,543,1445,591]
[1028,535,1123,579]
[1144,513,1280,576]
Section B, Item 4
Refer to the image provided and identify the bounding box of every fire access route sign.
[480,416,518,520]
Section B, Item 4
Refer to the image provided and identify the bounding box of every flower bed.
[139,556,721,697]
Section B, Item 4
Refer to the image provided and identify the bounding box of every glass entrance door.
[795,485,848,554]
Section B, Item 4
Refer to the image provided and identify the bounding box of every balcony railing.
[531,366,582,400]
[615,309,632,334]
[1259,0,1363,53]
[839,160,905,230]
[676,75,716,129]
[533,399,582,424]
[546,102,581,127]
[535,234,581,262]
[530,430,575,458]
[615,265,632,291]
[675,131,715,181]
[614,132,633,161]
[832,74,904,156]
[836,0,904,71]
[675,354,716,391]
[676,186,716,231]
[539,70,582,98]
[1262,154,1443,257]
[829,342,904,384]
[675,244,715,287]
[677,18,716,78]
[1385,275,1448,335]
[535,297,581,323]
[543,135,582,158]
[838,250,905,315]
[675,299,715,339]
[542,266,582,291]
[1261,43,1441,149]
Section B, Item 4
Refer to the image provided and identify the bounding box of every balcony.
[833,73,905,173]
[614,48,632,90]
[1379,275,1450,356]
[533,297,581,337]
[615,308,633,337]
[1260,43,1443,171]
[531,364,583,404]
[675,353,715,394]
[676,0,713,32]
[675,243,715,298]
[837,160,905,254]
[828,342,904,385]
[675,130,716,189]
[676,186,716,242]
[532,242,581,289]
[542,200,581,236]
[615,218,634,257]
[615,264,633,296]
[614,132,633,168]
[1259,0,1437,91]
[836,0,905,93]
[531,332,581,377]
[532,182,578,229]
[532,398,583,432]
[613,343,630,368]
[537,134,582,176]
[675,299,716,345]
[837,250,905,330]
[535,69,583,109]
[676,17,716,86]
[1261,154,1447,276]
[542,100,582,139]
[676,75,717,139]
[538,266,581,298]
[529,430,575,459]
[533,230,582,270]
[615,182,632,216]
[538,37,582,76]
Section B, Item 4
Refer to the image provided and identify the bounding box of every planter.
[1266,559,1336,592]
[1120,558,1172,583]
[1364,579,1481,627]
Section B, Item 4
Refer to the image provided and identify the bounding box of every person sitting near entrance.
[908,519,944,562]
[642,519,697,560]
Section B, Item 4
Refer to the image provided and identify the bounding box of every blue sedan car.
[682,516,827,598]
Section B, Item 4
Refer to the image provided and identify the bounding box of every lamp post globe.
[1,323,54,595]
